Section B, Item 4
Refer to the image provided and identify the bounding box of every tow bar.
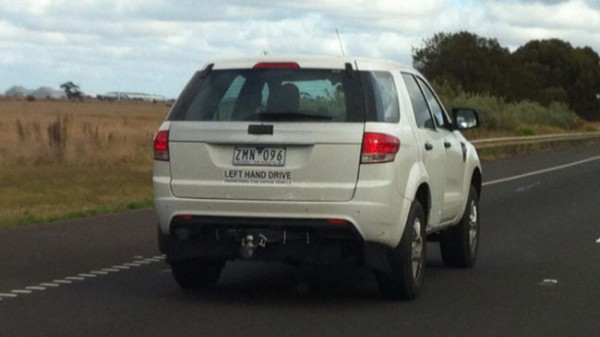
[236,230,312,259]
[239,233,268,259]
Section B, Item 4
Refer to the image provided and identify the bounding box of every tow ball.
[239,234,267,259]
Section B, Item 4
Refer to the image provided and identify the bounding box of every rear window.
[169,68,363,122]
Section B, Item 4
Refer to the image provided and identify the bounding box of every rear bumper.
[158,216,393,271]
[154,190,412,248]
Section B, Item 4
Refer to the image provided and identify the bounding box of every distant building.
[99,92,166,102]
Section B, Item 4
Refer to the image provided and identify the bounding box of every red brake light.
[153,130,169,161]
[253,62,300,69]
[361,132,400,164]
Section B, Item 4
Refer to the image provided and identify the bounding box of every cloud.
[1,0,599,97]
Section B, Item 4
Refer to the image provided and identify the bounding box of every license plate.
[233,146,286,166]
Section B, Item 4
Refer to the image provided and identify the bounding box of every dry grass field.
[0,98,169,227]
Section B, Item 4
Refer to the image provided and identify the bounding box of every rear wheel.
[169,258,225,289]
[440,186,480,268]
[375,201,426,300]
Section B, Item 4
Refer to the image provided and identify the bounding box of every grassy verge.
[0,161,154,228]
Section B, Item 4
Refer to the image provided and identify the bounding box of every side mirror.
[452,108,480,130]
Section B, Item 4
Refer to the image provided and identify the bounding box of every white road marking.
[102,268,120,272]
[25,286,46,291]
[516,182,540,192]
[483,155,600,186]
[40,283,60,288]
[1,255,163,303]
[136,260,152,264]
[539,279,559,286]
[53,279,72,284]
[0,293,18,298]
[113,265,130,270]
[596,237,600,244]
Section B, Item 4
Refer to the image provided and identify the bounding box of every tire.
[169,258,225,289]
[440,185,480,268]
[375,201,426,301]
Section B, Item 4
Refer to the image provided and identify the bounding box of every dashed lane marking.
[596,237,600,244]
[102,268,120,272]
[0,255,166,303]
[113,265,130,270]
[40,283,60,288]
[53,280,72,284]
[0,293,18,298]
[25,286,46,291]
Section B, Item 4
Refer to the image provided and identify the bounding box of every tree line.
[412,31,600,120]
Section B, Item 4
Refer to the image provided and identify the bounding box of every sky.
[1,0,599,98]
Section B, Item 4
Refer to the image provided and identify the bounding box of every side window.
[371,72,400,123]
[416,78,447,128]
[402,73,434,129]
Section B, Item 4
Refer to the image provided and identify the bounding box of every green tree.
[514,39,600,120]
[414,32,600,120]
[60,81,84,101]
[412,31,513,98]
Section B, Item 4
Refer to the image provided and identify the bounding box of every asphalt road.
[2,144,600,337]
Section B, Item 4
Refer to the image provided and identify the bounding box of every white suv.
[153,56,482,300]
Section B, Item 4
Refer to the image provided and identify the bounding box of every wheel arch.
[415,183,431,225]
[471,167,482,197]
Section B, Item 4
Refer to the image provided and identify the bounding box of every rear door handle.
[425,142,434,151]
[444,140,452,149]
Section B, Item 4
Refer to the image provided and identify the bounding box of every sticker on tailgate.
[224,169,292,184]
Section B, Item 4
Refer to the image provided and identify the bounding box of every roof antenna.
[336,28,346,57]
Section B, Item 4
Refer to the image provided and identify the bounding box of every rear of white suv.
[153,56,482,300]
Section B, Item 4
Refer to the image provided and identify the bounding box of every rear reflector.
[153,130,169,161]
[361,132,400,164]
[174,214,193,221]
[253,62,300,69]
[327,218,351,226]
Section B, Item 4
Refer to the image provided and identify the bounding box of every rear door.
[414,77,467,222]
[167,61,365,202]
[402,73,446,226]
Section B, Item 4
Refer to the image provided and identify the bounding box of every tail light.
[361,132,400,164]
[153,130,169,161]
